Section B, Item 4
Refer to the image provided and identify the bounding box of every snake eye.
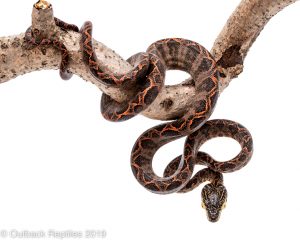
[201,202,206,209]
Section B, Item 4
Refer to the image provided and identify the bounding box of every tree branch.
[0,0,298,120]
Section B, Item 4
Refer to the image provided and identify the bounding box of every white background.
[0,0,300,239]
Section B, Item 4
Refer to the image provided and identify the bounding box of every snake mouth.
[206,209,221,223]
[207,213,221,223]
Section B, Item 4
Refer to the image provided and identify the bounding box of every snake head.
[201,183,227,222]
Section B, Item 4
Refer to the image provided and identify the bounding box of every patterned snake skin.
[80,21,165,121]
[163,119,253,221]
[130,38,219,194]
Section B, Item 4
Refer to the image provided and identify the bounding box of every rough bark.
[211,0,298,91]
[0,0,298,120]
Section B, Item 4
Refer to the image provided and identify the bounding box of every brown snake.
[25,18,255,222]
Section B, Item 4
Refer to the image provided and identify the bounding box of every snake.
[79,20,254,221]
[25,17,79,80]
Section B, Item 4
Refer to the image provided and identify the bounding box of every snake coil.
[79,21,254,222]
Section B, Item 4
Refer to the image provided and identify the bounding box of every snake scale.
[80,21,165,121]
[24,18,254,222]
